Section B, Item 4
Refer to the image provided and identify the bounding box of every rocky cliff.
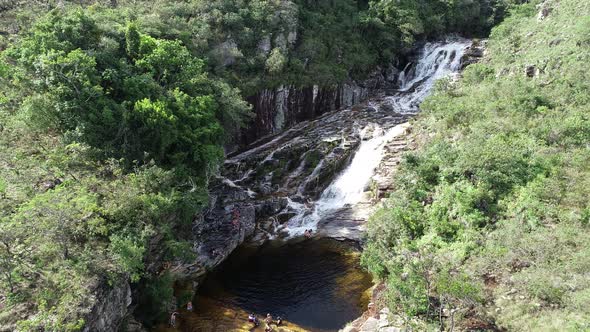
[238,66,402,147]
[82,279,132,332]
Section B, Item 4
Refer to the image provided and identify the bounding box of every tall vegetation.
[363,0,590,330]
[0,7,250,330]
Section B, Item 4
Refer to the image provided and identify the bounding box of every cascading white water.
[285,124,409,235]
[388,39,470,113]
[284,38,471,236]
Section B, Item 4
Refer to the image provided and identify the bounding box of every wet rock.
[259,184,273,196]
[332,147,346,155]
[461,39,487,69]
[255,198,289,219]
[378,102,395,113]
[276,212,297,224]
[385,65,401,84]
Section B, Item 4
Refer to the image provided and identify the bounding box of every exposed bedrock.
[238,65,402,147]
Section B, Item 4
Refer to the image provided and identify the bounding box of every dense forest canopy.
[1,0,582,330]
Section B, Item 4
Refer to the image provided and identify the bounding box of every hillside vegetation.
[363,0,590,330]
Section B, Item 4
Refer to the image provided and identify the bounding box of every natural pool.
[159,239,372,332]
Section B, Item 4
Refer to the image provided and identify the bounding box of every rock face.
[240,66,402,147]
[166,90,413,285]
[227,97,412,244]
[173,39,473,278]
[461,39,487,69]
[82,280,131,332]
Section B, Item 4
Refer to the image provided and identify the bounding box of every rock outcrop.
[461,39,487,69]
[316,122,412,241]
[82,280,132,332]
[340,284,418,332]
[239,65,402,147]
[165,92,412,287]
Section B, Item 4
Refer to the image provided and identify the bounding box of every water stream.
[284,38,471,237]
[163,38,471,332]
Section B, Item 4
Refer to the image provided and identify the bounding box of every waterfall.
[388,39,470,113]
[284,38,471,236]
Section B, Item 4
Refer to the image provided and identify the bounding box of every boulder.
[537,2,552,20]
[525,64,539,77]
[360,317,379,331]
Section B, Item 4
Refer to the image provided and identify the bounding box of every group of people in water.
[169,301,193,328]
[304,229,313,238]
[170,302,284,331]
[248,313,283,331]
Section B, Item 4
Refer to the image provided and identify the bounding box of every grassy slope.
[363,0,590,330]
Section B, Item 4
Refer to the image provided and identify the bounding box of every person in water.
[276,316,283,326]
[248,313,259,326]
[265,313,273,325]
[186,301,193,311]
[169,311,179,328]
[304,229,313,238]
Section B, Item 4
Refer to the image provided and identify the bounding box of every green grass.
[363,0,590,330]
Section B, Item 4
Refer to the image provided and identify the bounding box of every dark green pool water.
[194,239,372,331]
